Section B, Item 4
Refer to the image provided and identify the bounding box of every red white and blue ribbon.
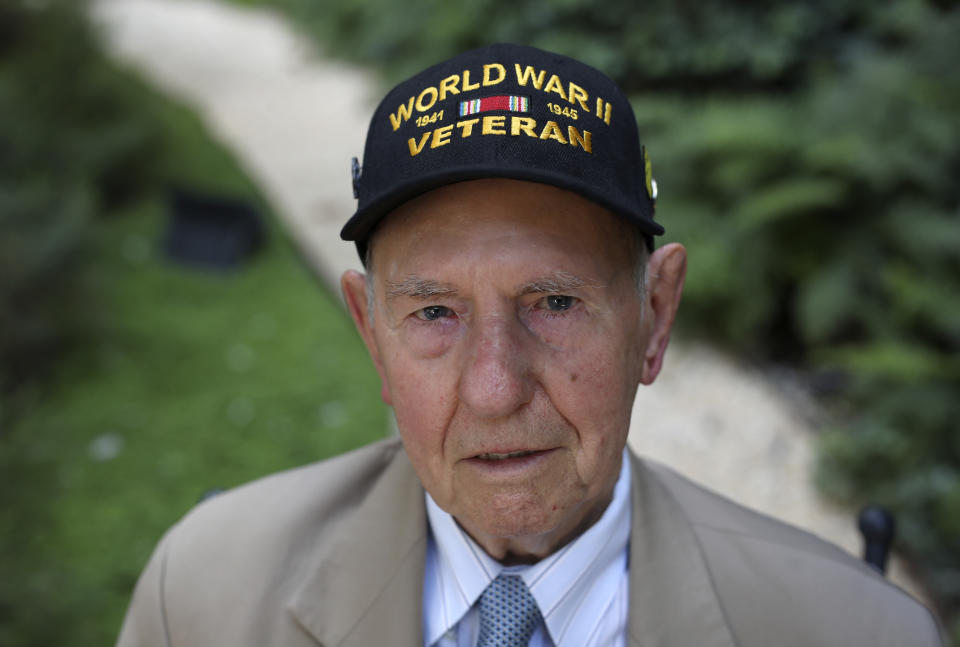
[459,95,530,116]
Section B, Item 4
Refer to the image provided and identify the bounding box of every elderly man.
[118,44,942,646]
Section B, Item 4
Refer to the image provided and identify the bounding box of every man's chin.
[451,494,579,561]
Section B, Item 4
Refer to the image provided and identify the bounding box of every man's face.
[347,179,659,559]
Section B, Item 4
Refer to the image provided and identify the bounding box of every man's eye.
[415,305,453,321]
[544,295,576,311]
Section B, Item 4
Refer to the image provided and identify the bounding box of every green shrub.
[235,0,960,638]
[0,4,389,645]
[0,0,161,395]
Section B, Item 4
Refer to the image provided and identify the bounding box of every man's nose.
[458,315,535,419]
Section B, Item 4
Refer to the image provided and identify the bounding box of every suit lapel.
[286,444,740,647]
[288,443,426,647]
[627,452,739,647]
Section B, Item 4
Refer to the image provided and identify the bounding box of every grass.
[0,73,387,646]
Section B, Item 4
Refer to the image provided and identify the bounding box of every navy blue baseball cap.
[341,43,662,262]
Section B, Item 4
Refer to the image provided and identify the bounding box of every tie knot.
[476,574,543,647]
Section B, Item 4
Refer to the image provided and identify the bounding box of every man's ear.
[341,270,392,405]
[640,242,687,385]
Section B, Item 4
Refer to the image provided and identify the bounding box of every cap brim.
[340,164,664,245]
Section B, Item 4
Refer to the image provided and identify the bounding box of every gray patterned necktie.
[476,574,543,647]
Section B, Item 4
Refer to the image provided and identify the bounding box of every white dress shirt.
[423,451,631,647]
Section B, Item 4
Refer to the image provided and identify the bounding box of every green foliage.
[1,197,387,646]
[0,0,161,393]
[0,2,387,644]
[235,0,960,636]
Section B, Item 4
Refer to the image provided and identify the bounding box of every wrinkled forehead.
[365,178,639,278]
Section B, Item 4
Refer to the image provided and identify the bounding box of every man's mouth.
[475,450,538,461]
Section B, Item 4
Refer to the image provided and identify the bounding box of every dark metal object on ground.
[163,187,265,269]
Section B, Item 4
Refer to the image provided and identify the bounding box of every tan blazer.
[117,438,942,646]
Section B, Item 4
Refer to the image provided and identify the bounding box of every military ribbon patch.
[459,95,530,117]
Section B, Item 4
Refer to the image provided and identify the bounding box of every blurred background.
[1,0,957,644]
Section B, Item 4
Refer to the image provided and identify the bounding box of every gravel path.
[92,0,925,598]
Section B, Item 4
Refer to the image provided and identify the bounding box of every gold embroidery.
[482,115,506,135]
[407,132,430,156]
[390,97,415,131]
[392,61,613,131]
[483,63,506,86]
[511,116,538,137]
[415,86,438,112]
[543,74,568,101]
[568,126,592,153]
[462,69,480,92]
[514,64,546,90]
[456,119,480,137]
[539,120,567,144]
[431,124,454,148]
[439,74,460,101]
[568,83,590,112]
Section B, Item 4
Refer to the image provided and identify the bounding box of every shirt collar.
[424,451,632,646]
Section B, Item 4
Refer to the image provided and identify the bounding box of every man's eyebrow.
[519,271,604,295]
[385,276,459,300]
